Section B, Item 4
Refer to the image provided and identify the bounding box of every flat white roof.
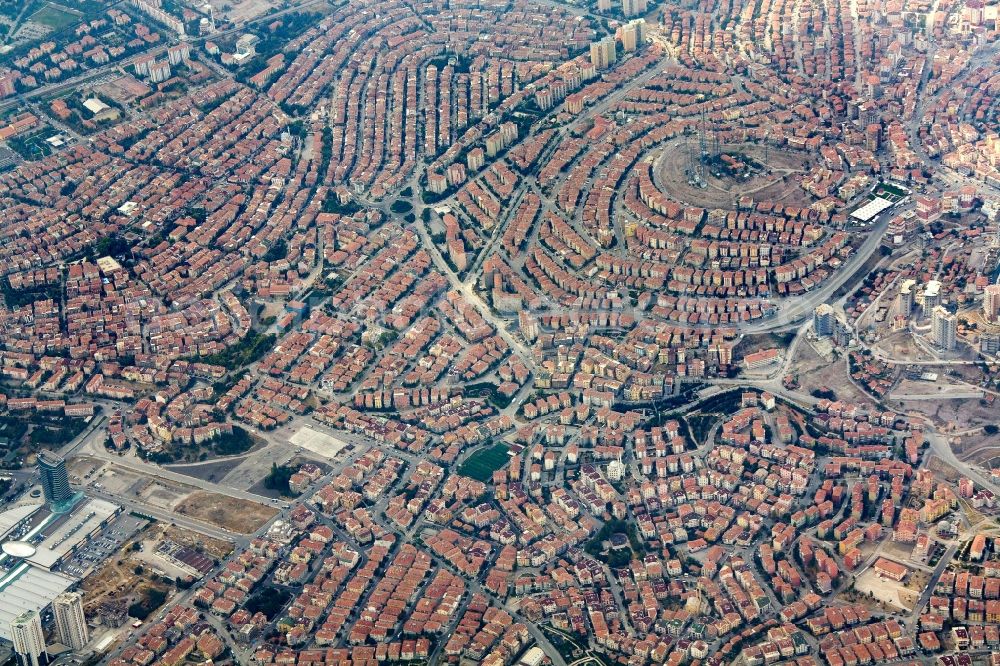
[29,498,118,569]
[519,646,546,666]
[0,504,42,541]
[851,196,894,222]
[96,256,123,274]
[289,426,349,458]
[83,98,110,114]
[0,563,75,641]
[2,541,36,558]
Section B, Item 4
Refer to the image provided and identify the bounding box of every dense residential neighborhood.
[0,0,998,664]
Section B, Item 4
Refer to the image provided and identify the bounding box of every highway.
[744,213,893,333]
[926,429,1000,497]
[84,487,241,543]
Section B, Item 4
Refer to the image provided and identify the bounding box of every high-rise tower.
[53,592,89,650]
[10,610,47,666]
[37,450,71,508]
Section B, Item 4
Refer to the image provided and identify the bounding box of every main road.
[925,429,1000,497]
[744,212,894,334]
[84,487,242,543]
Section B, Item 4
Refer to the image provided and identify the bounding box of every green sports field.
[30,4,79,30]
[457,443,510,482]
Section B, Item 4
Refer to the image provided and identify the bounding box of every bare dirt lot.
[81,523,231,619]
[81,531,165,616]
[152,523,234,560]
[174,491,278,534]
[138,480,189,510]
[955,428,1000,469]
[871,331,939,363]
[926,455,963,484]
[793,344,873,405]
[895,396,998,443]
[735,331,795,359]
[890,378,984,402]
[81,557,170,617]
[653,140,814,210]
[851,568,918,612]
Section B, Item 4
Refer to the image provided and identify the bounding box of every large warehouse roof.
[0,497,121,644]
[28,497,119,570]
[0,562,75,641]
[850,196,893,222]
[0,504,42,542]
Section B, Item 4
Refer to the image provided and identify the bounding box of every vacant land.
[897,396,998,446]
[165,455,248,483]
[81,524,177,619]
[851,568,915,612]
[795,346,872,405]
[654,140,813,210]
[869,331,935,363]
[174,492,278,534]
[152,523,234,560]
[926,455,961,484]
[458,443,510,481]
[735,331,795,359]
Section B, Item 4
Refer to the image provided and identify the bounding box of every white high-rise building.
[622,0,647,16]
[983,284,1000,323]
[589,36,617,70]
[53,592,89,650]
[620,23,638,51]
[10,610,46,666]
[813,303,835,338]
[619,20,646,51]
[922,279,942,318]
[932,305,957,351]
[898,278,916,316]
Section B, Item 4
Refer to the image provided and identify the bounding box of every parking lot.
[59,514,147,579]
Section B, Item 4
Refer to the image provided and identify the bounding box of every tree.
[128,588,168,620]
[264,463,297,496]
[263,240,288,263]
